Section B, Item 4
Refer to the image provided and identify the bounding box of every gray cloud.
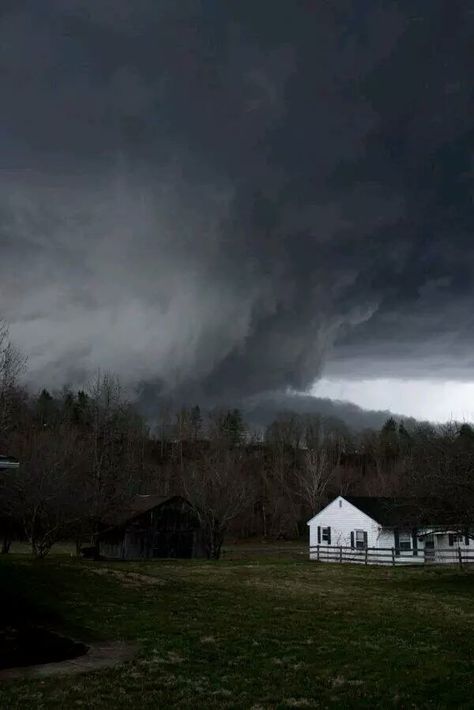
[0,1,472,406]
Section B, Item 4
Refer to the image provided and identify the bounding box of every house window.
[398,531,411,551]
[322,527,331,543]
[355,530,366,550]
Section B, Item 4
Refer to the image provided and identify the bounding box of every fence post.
[317,545,320,561]
[339,546,342,563]
[365,546,368,565]
[458,547,463,568]
[391,547,395,566]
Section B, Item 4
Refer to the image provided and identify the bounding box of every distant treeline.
[1,323,474,557]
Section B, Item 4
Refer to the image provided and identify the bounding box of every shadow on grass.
[0,558,65,629]
[0,558,92,670]
[386,565,474,599]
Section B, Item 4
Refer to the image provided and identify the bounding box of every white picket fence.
[309,545,474,566]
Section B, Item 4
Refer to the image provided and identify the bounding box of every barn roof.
[344,496,456,527]
[101,494,184,528]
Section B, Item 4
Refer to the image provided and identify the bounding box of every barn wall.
[98,498,208,560]
[99,526,152,560]
[123,530,150,559]
[99,541,124,559]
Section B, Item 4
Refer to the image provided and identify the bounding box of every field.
[1,547,474,709]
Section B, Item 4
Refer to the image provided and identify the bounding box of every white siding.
[308,496,420,564]
[430,533,471,564]
[307,496,382,558]
[308,496,474,565]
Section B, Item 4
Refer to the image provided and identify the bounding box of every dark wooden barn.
[97,495,207,560]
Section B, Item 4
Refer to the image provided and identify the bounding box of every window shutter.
[328,527,331,545]
[412,528,418,556]
[394,528,400,556]
[448,533,454,547]
[317,526,321,544]
[350,531,354,549]
[363,531,368,548]
[465,529,469,546]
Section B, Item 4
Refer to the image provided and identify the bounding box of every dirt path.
[0,641,138,680]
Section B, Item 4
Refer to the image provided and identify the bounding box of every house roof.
[344,496,456,527]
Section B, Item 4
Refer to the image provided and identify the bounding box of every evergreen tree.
[74,390,92,428]
[398,421,412,454]
[457,423,474,450]
[458,423,474,440]
[219,409,246,446]
[380,417,399,460]
[35,389,58,428]
[190,405,202,440]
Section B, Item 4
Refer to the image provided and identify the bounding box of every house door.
[424,535,435,563]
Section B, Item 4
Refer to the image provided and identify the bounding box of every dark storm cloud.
[0,1,472,401]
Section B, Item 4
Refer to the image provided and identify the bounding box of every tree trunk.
[208,526,224,560]
[1,535,11,554]
[32,536,52,558]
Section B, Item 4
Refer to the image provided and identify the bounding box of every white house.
[307,496,472,565]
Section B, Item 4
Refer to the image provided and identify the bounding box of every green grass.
[1,552,474,709]
[7,541,77,555]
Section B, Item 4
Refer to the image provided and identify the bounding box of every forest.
[1,322,474,559]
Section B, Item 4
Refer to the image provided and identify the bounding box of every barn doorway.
[152,531,194,559]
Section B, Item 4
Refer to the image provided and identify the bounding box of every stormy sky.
[0,1,473,422]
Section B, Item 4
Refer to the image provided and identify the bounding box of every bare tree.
[10,427,82,557]
[263,412,309,537]
[261,436,300,538]
[154,397,174,459]
[404,421,474,528]
[182,443,253,559]
[296,419,346,515]
[266,411,305,451]
[72,371,149,548]
[0,321,27,446]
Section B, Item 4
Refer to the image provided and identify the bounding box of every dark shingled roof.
[344,496,457,528]
[101,494,179,528]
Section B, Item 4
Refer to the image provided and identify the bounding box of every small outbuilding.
[97,494,208,560]
[308,495,473,564]
[0,455,19,470]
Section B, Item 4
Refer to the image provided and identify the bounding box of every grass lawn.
[1,551,474,709]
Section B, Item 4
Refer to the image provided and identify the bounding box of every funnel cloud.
[0,2,472,419]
